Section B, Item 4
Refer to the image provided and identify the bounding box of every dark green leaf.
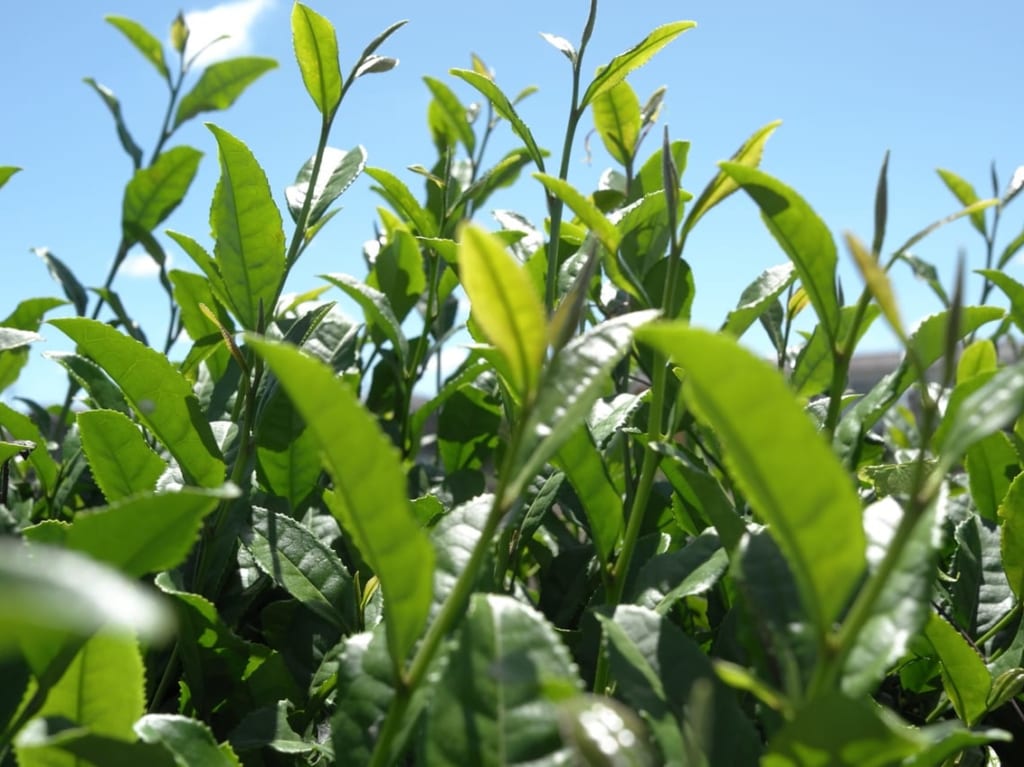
[82,79,143,167]
[243,508,356,632]
[105,15,169,80]
[122,146,202,242]
[321,273,408,361]
[47,352,131,415]
[50,318,225,487]
[965,432,1018,522]
[722,262,796,338]
[292,3,342,116]
[77,409,166,501]
[631,530,727,613]
[923,612,991,726]
[581,21,696,107]
[639,323,865,630]
[135,715,241,767]
[285,145,366,226]
[247,337,434,669]
[174,57,277,128]
[228,700,314,755]
[0,402,58,491]
[33,248,87,316]
[208,124,286,330]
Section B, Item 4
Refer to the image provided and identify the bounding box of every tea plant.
[2,2,1024,765]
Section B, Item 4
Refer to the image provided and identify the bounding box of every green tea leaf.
[592,80,641,166]
[720,163,840,344]
[458,225,547,397]
[423,76,475,154]
[14,633,144,767]
[937,168,986,236]
[0,541,173,651]
[639,323,865,630]
[321,273,408,361]
[999,472,1024,599]
[286,146,366,227]
[82,79,143,167]
[254,389,320,509]
[722,262,796,337]
[423,594,581,765]
[243,508,356,632]
[581,21,696,107]
[0,165,21,190]
[449,69,545,170]
[630,530,728,614]
[122,146,202,243]
[175,57,277,128]
[365,166,439,237]
[13,724,177,767]
[681,120,780,239]
[208,124,286,330]
[791,305,880,397]
[977,268,1024,333]
[247,337,434,669]
[292,3,342,116]
[965,432,1018,522]
[77,409,166,501]
[923,612,991,726]
[50,318,225,487]
[534,173,621,256]
[846,231,905,342]
[23,488,226,577]
[0,402,58,492]
[0,328,41,352]
[33,248,87,316]
[105,15,169,81]
[135,715,241,767]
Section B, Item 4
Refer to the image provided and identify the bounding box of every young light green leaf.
[23,488,228,577]
[846,231,905,343]
[721,262,796,337]
[423,594,582,765]
[720,163,841,344]
[581,21,696,108]
[243,508,356,633]
[999,472,1024,599]
[534,173,621,255]
[978,268,1024,333]
[208,124,286,331]
[0,166,21,190]
[365,166,439,237]
[937,168,986,236]
[0,541,173,651]
[105,16,169,81]
[33,248,87,316]
[122,146,203,243]
[423,76,475,154]
[639,323,865,630]
[50,318,225,487]
[13,633,144,767]
[0,402,58,492]
[592,80,641,166]
[923,612,991,726]
[292,3,342,116]
[458,225,547,398]
[135,715,241,767]
[78,409,165,501]
[286,146,366,227]
[321,273,408,361]
[449,68,546,171]
[82,79,143,167]
[540,32,577,63]
[174,57,277,128]
[246,337,434,669]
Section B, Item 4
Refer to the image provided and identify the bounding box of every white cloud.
[120,251,170,278]
[182,0,275,66]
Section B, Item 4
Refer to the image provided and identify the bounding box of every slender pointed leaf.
[458,225,547,397]
[83,79,143,167]
[50,318,225,487]
[175,57,277,128]
[77,409,166,501]
[999,472,1024,599]
[122,146,202,243]
[581,21,696,107]
[639,323,865,629]
[0,166,21,190]
[285,146,366,226]
[247,337,434,669]
[423,76,475,154]
[365,166,438,237]
[539,32,576,63]
[292,3,342,116]
[208,124,286,330]
[33,248,87,316]
[937,168,986,236]
[105,16,168,80]
[846,231,905,342]
[978,268,1024,333]
[450,69,545,170]
[0,402,58,491]
[722,262,796,337]
[534,173,621,255]
[321,273,408,361]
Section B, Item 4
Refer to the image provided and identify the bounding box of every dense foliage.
[2,3,1024,765]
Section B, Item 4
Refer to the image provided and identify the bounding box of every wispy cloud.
[182,0,275,66]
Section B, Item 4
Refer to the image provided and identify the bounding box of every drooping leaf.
[247,337,434,669]
[321,273,408,361]
[122,146,203,243]
[50,317,225,487]
[639,323,865,630]
[449,68,546,170]
[135,715,241,767]
[592,80,641,166]
[82,79,143,167]
[33,248,87,316]
[423,594,582,765]
[722,262,796,337]
[719,163,840,344]
[105,15,169,80]
[207,124,286,331]
[174,57,277,128]
[285,146,366,227]
[77,409,166,501]
[457,225,547,398]
[0,541,173,652]
[23,488,228,577]
[243,508,356,633]
[291,3,342,116]
[581,21,696,107]
[534,173,621,255]
[365,166,439,237]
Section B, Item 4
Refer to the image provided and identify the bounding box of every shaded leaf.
[135,715,241,767]
[33,248,87,316]
[423,76,475,154]
[923,612,991,726]
[82,79,143,167]
[999,472,1024,599]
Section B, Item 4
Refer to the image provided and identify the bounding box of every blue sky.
[2,0,1022,405]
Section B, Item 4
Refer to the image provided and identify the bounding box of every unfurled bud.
[171,12,189,55]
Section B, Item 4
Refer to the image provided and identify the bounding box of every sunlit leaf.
[321,273,408,361]
[721,262,795,338]
[174,58,277,128]
[923,612,991,726]
[423,76,475,154]
[122,146,203,243]
[105,15,169,80]
[937,168,986,237]
[291,3,342,116]
[286,146,366,227]
[592,80,641,166]
[82,79,143,167]
[534,173,621,255]
[365,166,439,237]
[77,409,165,501]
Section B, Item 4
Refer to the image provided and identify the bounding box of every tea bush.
[2,3,1024,765]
